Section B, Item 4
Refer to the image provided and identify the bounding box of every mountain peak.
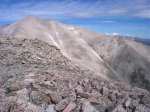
[18,15,59,26]
[19,15,41,23]
[0,16,120,81]
[23,15,39,20]
[0,16,150,92]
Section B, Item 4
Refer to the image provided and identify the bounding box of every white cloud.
[105,33,110,35]
[112,33,120,35]
[109,9,128,15]
[71,12,95,18]
[135,10,150,18]
[0,0,150,22]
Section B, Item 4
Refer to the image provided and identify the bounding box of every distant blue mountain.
[115,35,150,46]
[134,38,150,46]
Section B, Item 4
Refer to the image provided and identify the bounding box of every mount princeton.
[0,16,150,112]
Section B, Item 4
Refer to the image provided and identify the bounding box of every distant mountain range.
[133,37,150,46]
[113,35,150,46]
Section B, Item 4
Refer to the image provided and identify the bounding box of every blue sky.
[0,0,150,38]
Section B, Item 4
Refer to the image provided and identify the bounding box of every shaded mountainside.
[113,35,150,46]
[134,38,150,46]
[85,36,150,91]
[0,37,150,112]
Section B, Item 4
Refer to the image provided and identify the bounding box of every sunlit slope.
[0,16,119,81]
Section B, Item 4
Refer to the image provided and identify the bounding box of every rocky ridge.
[0,16,150,92]
[0,37,150,112]
[0,16,122,81]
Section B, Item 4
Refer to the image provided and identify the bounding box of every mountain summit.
[0,16,150,90]
[0,16,120,81]
[0,16,150,111]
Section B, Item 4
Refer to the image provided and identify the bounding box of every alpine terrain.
[0,16,150,112]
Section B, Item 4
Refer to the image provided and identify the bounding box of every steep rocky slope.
[0,16,118,81]
[0,37,150,112]
[0,16,150,91]
[85,35,150,91]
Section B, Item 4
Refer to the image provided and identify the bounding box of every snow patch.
[68,27,74,30]
[49,34,72,60]
[62,52,72,60]
[112,32,119,35]
[59,39,63,45]
[74,30,79,34]
[49,34,60,49]
[80,38,86,44]
[56,32,59,36]
[68,27,79,34]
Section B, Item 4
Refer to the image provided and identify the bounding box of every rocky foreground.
[0,37,150,112]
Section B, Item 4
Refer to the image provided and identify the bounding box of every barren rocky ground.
[0,16,150,92]
[0,37,150,112]
[83,35,150,91]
